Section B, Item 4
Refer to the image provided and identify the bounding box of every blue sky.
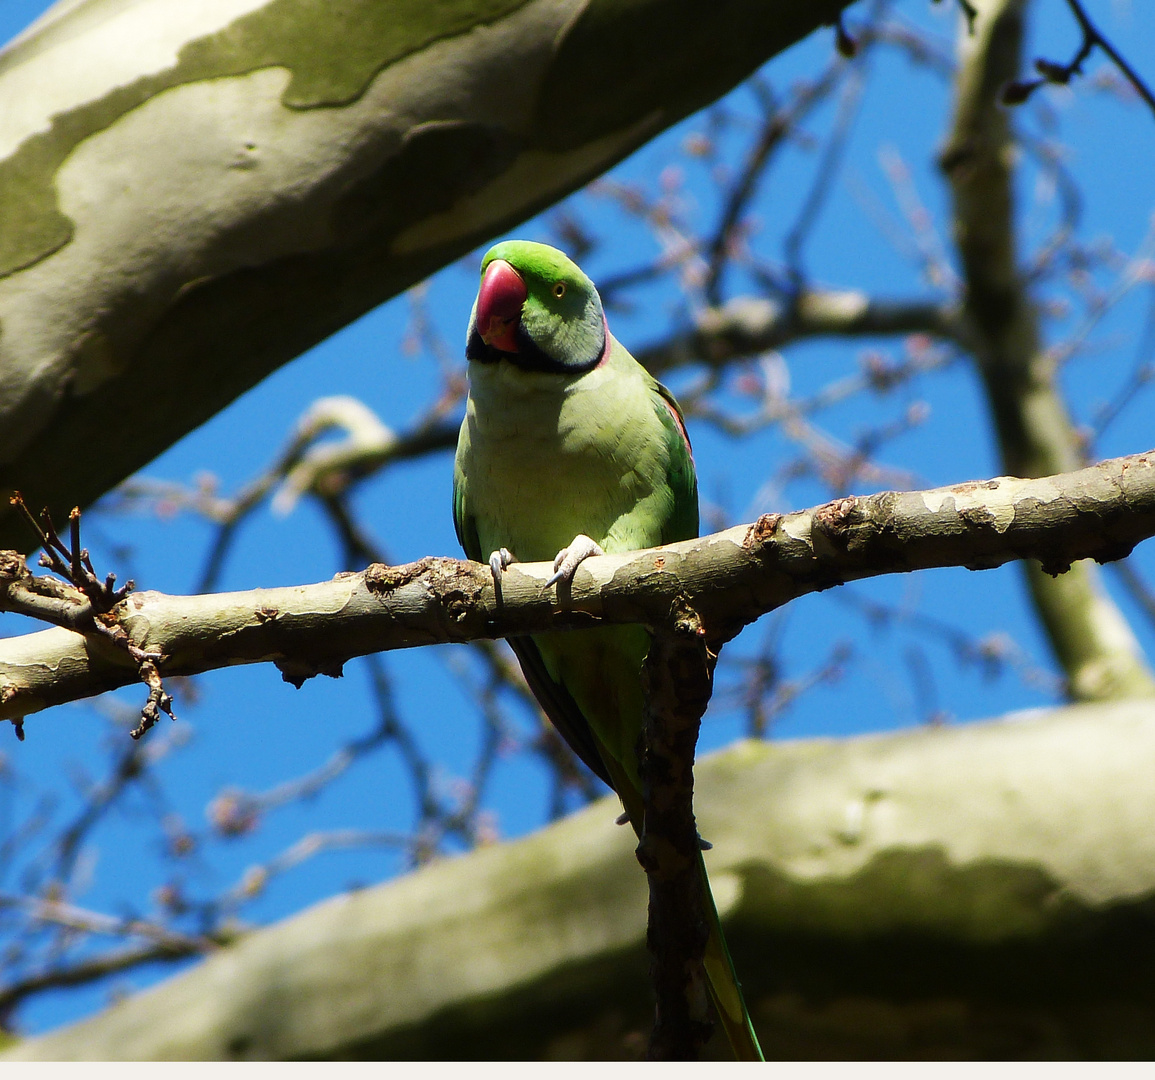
[1,0,1153,1037]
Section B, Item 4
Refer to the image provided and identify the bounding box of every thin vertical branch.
[638,615,716,1060]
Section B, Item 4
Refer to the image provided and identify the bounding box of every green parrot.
[453,239,763,1061]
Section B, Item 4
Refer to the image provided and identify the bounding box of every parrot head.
[466,240,608,374]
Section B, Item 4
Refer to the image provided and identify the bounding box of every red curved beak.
[476,259,526,353]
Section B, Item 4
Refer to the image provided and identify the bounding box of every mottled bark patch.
[813,496,859,530]
[743,513,782,550]
[0,550,29,582]
[365,556,488,627]
[365,558,443,595]
[0,0,532,277]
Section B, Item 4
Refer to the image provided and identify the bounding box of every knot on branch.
[365,556,493,633]
[812,494,861,550]
[814,494,860,531]
[274,656,346,689]
[0,550,30,584]
[743,513,782,550]
[364,560,421,594]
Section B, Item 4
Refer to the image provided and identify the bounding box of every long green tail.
[700,850,764,1061]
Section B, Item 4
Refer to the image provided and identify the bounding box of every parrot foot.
[546,534,605,588]
[488,548,516,597]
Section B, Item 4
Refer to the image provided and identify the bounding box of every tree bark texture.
[0,0,850,549]
[638,623,715,1059]
[6,698,1155,1060]
[940,0,1155,699]
[2,451,1153,727]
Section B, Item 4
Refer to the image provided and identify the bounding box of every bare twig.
[52,728,179,882]
[0,893,214,952]
[784,59,869,283]
[0,938,209,1019]
[4,498,176,736]
[8,499,134,625]
[942,0,1155,701]
[1003,0,1155,117]
[934,0,978,35]
[1091,285,1155,447]
[1113,558,1155,634]
[834,588,1066,697]
[703,57,850,304]
[218,829,411,910]
[719,636,852,738]
[106,406,459,594]
[637,291,966,377]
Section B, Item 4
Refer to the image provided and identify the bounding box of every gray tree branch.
[636,292,966,375]
[0,0,851,549]
[2,450,1153,726]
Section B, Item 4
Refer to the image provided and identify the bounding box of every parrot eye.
[552,282,567,299]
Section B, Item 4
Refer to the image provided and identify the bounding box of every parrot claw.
[488,548,516,594]
[546,534,605,588]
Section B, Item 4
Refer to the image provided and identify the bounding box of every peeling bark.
[2,451,1153,726]
[0,0,850,549]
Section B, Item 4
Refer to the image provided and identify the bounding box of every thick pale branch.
[2,451,1153,724]
[9,698,1155,1060]
[0,0,851,549]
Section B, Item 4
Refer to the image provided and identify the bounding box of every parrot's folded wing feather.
[452,484,481,563]
[506,635,612,788]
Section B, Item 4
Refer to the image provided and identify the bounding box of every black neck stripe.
[466,321,605,375]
